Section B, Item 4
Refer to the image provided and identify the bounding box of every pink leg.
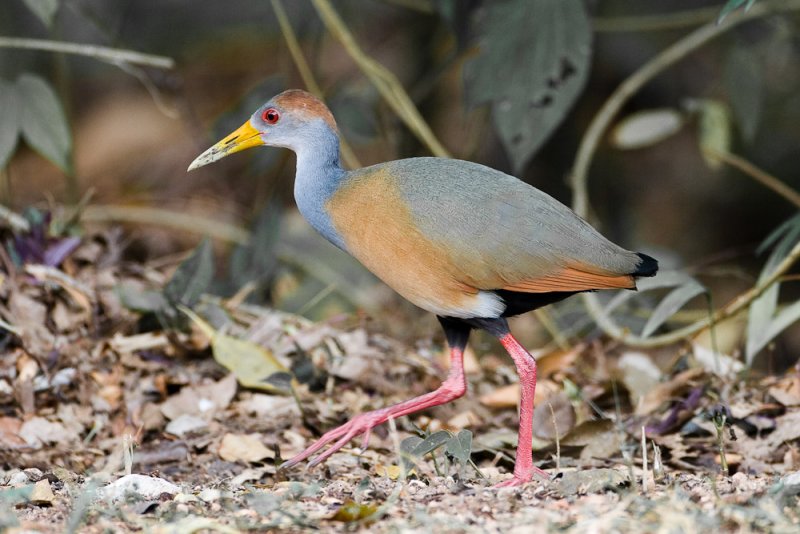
[282,343,468,470]
[493,332,549,488]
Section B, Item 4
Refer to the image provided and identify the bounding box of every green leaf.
[181,307,292,394]
[116,282,168,313]
[718,0,758,24]
[0,80,20,169]
[17,74,72,173]
[746,215,800,364]
[724,46,763,143]
[464,0,592,173]
[410,430,452,457]
[604,270,695,316]
[331,500,378,522]
[641,278,706,338]
[399,435,424,472]
[163,238,214,308]
[445,429,472,468]
[22,0,60,28]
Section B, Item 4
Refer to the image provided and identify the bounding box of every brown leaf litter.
[0,220,799,532]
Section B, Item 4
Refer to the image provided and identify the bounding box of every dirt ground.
[1,220,800,533]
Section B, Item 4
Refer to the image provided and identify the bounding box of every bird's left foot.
[492,465,550,488]
[280,408,392,470]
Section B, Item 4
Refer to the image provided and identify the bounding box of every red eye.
[262,108,280,124]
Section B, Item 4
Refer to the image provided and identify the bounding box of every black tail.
[633,252,658,277]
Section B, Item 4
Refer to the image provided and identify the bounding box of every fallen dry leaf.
[617,351,662,407]
[165,414,209,438]
[691,342,743,377]
[29,479,55,506]
[768,375,800,406]
[447,410,481,430]
[636,368,705,416]
[160,373,237,420]
[0,416,25,448]
[182,308,292,393]
[218,433,274,463]
[532,392,575,441]
[18,417,75,449]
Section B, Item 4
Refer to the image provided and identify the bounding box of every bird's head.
[188,89,338,171]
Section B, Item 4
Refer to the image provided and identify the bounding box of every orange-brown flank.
[326,168,485,317]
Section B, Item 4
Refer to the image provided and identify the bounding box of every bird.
[188,89,658,487]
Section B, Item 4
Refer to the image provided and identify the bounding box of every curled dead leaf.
[29,479,56,506]
[218,433,274,463]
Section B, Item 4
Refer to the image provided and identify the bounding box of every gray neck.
[292,123,348,250]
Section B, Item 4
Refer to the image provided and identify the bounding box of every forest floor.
[1,217,800,533]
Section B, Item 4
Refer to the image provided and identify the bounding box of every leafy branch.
[310,0,451,158]
[269,0,361,169]
[570,0,800,348]
[0,37,174,69]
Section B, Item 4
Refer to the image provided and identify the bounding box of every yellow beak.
[187,120,265,171]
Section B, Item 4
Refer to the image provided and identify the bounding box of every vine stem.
[270,0,361,169]
[310,0,451,158]
[0,37,174,69]
[570,0,800,347]
[704,147,800,209]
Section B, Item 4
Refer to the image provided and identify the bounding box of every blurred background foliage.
[2,0,800,371]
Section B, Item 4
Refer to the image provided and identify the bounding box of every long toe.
[492,466,551,488]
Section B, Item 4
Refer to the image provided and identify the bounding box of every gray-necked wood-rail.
[188,89,658,487]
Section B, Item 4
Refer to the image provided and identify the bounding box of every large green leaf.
[641,278,707,338]
[0,80,20,169]
[17,74,72,173]
[718,0,758,24]
[746,214,800,364]
[22,0,60,28]
[464,0,592,172]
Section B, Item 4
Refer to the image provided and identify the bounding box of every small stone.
[96,474,180,503]
[198,488,222,502]
[23,468,43,481]
[29,479,55,506]
[8,471,29,485]
[173,492,200,504]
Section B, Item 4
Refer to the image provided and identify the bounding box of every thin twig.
[571,0,800,219]
[0,37,174,69]
[311,0,451,158]
[593,7,720,33]
[641,426,648,494]
[587,238,800,347]
[548,402,561,472]
[705,147,800,209]
[569,0,800,348]
[270,0,361,169]
[533,308,570,350]
[0,203,30,232]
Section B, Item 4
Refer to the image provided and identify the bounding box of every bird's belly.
[325,170,505,319]
[348,243,503,319]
